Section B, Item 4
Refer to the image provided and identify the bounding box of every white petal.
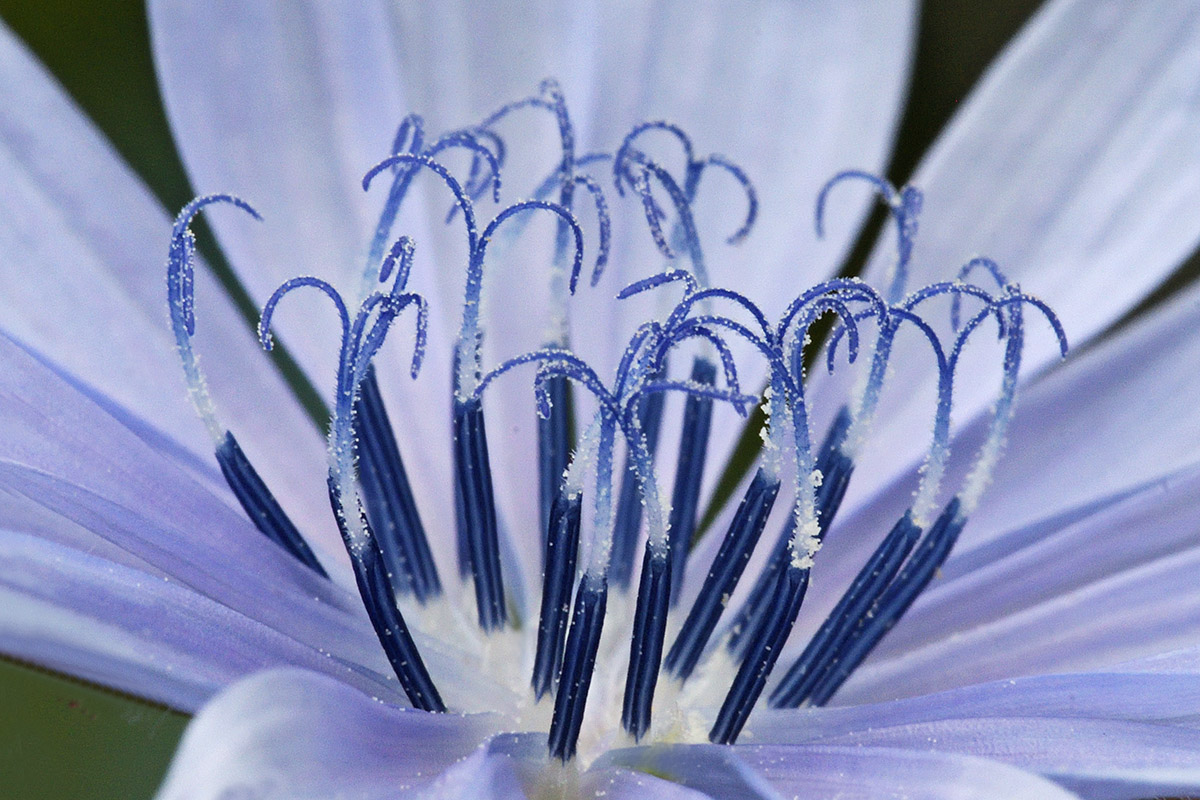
[155,668,497,800]
[0,20,331,539]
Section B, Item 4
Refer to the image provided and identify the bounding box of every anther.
[665,466,781,681]
[805,500,964,706]
[353,365,441,601]
[532,486,583,699]
[665,356,718,603]
[609,390,665,589]
[709,557,809,745]
[769,511,921,708]
[548,573,608,761]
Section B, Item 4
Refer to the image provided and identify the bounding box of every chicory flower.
[4,1,1200,798]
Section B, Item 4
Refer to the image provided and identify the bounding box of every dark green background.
[0,2,1046,798]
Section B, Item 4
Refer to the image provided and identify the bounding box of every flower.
[4,1,1200,799]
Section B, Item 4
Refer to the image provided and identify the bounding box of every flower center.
[166,81,1067,767]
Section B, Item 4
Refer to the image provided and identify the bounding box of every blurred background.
[0,1,1043,797]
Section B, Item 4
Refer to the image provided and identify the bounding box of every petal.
[583,768,716,800]
[155,668,497,800]
[0,529,390,711]
[598,742,1078,800]
[865,462,1200,675]
[753,670,1200,739]
[795,719,1200,800]
[0,332,494,706]
[148,0,918,582]
[0,20,331,539]
[815,0,1200,519]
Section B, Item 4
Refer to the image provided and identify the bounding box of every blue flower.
[4,1,1200,798]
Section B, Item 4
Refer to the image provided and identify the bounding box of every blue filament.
[665,467,781,681]
[665,357,718,603]
[532,486,582,699]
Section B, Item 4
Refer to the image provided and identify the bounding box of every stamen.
[621,377,756,739]
[549,411,621,759]
[804,500,964,706]
[328,478,445,712]
[531,484,583,699]
[260,272,442,712]
[169,195,328,576]
[664,466,781,681]
[452,394,507,630]
[787,288,1066,708]
[537,372,573,549]
[724,408,850,657]
[709,560,809,745]
[621,544,671,740]
[609,390,665,589]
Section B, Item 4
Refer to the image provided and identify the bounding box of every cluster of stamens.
[166,80,1066,765]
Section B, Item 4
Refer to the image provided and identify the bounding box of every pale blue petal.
[0,530,394,711]
[598,743,1079,800]
[0,332,497,705]
[583,768,716,800]
[155,668,497,800]
[0,20,331,538]
[812,0,1200,520]
[789,719,1200,800]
